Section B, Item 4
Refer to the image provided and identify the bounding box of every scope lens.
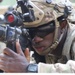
[7,15,14,23]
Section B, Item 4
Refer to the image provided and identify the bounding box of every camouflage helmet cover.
[21,0,68,27]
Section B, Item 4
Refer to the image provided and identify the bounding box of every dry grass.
[0,8,7,14]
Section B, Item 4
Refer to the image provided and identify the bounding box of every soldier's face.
[32,32,55,55]
[31,21,55,55]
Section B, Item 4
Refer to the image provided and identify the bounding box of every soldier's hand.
[24,48,30,62]
[0,41,29,73]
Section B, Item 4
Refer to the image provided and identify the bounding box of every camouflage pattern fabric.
[38,23,75,73]
[38,60,75,73]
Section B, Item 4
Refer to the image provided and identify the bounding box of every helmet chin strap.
[39,19,64,56]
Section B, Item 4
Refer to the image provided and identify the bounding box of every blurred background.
[0,0,16,14]
[0,0,16,6]
[70,0,75,2]
[70,0,75,7]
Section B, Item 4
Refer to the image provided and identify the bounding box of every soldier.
[0,0,75,73]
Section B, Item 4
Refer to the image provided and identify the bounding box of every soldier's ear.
[57,15,67,29]
[59,20,67,29]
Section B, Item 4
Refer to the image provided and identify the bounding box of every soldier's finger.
[24,48,30,62]
[0,53,12,60]
[3,48,17,57]
[16,40,24,56]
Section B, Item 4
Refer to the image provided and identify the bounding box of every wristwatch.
[26,64,38,73]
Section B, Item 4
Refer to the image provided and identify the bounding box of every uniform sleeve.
[71,39,75,60]
[38,60,75,73]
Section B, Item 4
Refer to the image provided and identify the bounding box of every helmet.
[22,0,73,27]
[25,0,64,27]
[17,0,73,27]
[23,0,74,53]
[17,0,74,55]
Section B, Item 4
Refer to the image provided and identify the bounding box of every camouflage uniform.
[38,23,75,73]
[38,60,75,73]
